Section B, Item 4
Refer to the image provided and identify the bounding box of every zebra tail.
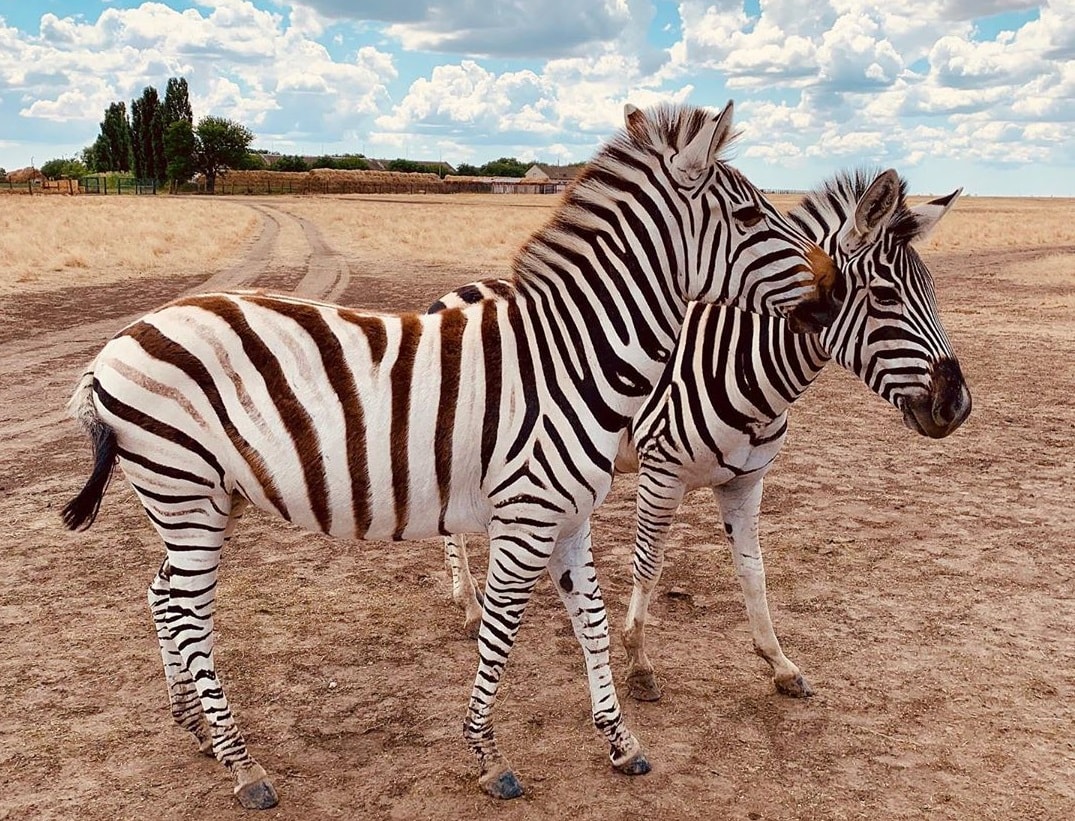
[62,368,117,532]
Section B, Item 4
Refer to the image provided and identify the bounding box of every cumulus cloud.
[0,1,1070,194]
[296,0,637,58]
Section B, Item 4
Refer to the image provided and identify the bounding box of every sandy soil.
[1,196,1073,821]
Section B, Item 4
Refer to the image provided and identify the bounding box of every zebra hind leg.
[138,489,278,809]
[715,480,812,698]
[149,558,213,755]
[463,525,556,799]
[443,534,483,639]
[148,495,250,756]
[549,523,649,777]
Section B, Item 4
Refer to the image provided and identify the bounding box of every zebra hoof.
[234,775,279,810]
[462,617,481,640]
[626,670,662,702]
[615,751,652,776]
[480,769,525,800]
[775,672,814,698]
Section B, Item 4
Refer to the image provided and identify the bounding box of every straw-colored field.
[1,191,1073,821]
[0,196,260,295]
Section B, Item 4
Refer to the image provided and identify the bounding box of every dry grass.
[0,196,259,296]
[1,193,1070,300]
[277,194,555,273]
[917,196,1075,252]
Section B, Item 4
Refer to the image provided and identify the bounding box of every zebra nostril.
[931,357,971,427]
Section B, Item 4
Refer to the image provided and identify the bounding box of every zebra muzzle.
[899,358,972,438]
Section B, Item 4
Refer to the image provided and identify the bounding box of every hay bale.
[7,167,44,184]
[217,168,446,195]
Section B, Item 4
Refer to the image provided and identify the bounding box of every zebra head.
[792,169,971,439]
[595,101,842,333]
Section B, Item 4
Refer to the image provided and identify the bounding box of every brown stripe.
[339,309,388,366]
[390,313,423,539]
[434,309,466,534]
[480,300,502,482]
[192,295,332,533]
[245,296,372,537]
[118,319,290,520]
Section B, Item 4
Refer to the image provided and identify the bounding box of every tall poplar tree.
[95,102,132,173]
[131,86,166,182]
[162,77,195,191]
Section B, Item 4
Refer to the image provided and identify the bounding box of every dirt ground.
[1,196,1073,821]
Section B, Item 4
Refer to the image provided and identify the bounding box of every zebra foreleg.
[715,479,813,697]
[139,490,277,809]
[622,467,686,702]
[548,524,649,776]
[443,534,483,638]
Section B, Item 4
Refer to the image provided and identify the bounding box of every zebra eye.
[733,206,764,227]
[871,284,902,306]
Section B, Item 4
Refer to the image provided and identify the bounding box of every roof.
[524,163,586,181]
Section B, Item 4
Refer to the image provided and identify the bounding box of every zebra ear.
[670,101,734,187]
[908,188,961,242]
[624,103,649,146]
[854,168,901,240]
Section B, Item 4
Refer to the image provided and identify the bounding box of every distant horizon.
[2,1,1072,197]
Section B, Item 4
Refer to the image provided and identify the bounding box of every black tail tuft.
[62,419,118,531]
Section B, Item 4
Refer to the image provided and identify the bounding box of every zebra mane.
[791,167,926,246]
[512,103,740,283]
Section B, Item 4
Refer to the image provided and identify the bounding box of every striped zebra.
[61,101,842,808]
[434,168,971,703]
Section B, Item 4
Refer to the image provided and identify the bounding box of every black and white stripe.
[61,101,841,808]
[435,169,971,704]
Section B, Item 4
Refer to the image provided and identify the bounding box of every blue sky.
[1,1,1071,195]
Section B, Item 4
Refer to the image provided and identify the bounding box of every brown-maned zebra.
[61,101,841,808]
[433,168,970,702]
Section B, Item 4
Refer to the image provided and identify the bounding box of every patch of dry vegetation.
[277,194,555,273]
[0,196,259,296]
[916,196,1075,252]
[1,193,1070,301]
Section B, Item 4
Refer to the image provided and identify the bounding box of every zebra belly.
[91,311,496,543]
[633,410,789,493]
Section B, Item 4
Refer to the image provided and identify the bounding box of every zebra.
[61,101,842,808]
[432,168,971,703]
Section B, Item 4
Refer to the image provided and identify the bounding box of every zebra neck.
[513,279,685,432]
[778,323,832,405]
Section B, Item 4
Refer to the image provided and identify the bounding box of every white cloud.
[0,1,1071,194]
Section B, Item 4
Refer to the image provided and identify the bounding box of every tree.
[237,152,268,170]
[272,154,308,172]
[40,158,88,179]
[95,102,133,172]
[335,154,369,170]
[310,155,338,169]
[80,144,100,173]
[40,159,66,179]
[162,77,195,192]
[456,162,479,176]
[162,77,193,128]
[194,116,254,193]
[387,158,448,175]
[131,86,166,182]
[164,119,197,191]
[478,157,531,177]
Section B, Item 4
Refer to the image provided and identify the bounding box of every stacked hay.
[7,167,45,184]
[218,169,446,195]
[308,168,443,194]
[443,175,495,194]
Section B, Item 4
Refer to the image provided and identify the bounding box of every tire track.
[0,198,351,458]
